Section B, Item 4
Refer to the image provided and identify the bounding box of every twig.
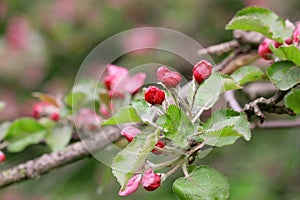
[198,40,239,55]
[214,49,242,72]
[0,127,120,188]
[243,90,296,123]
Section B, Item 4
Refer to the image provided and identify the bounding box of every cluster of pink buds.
[121,126,165,153]
[258,38,281,60]
[258,23,300,60]
[157,66,182,88]
[119,168,161,196]
[0,151,5,163]
[33,102,60,121]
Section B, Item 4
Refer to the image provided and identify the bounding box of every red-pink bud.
[0,151,5,163]
[293,23,300,43]
[142,168,161,191]
[157,66,181,88]
[156,66,171,81]
[33,102,60,121]
[121,126,141,142]
[162,72,182,88]
[258,38,281,60]
[192,60,213,84]
[151,140,165,155]
[50,112,60,121]
[144,86,165,105]
[119,174,142,196]
[285,37,293,45]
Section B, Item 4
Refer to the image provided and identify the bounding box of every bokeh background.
[0,0,300,199]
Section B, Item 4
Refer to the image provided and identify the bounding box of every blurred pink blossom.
[122,29,159,54]
[53,0,76,22]
[75,108,101,131]
[104,65,146,98]
[5,16,30,51]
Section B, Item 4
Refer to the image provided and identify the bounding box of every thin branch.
[198,40,239,55]
[243,90,296,123]
[0,127,120,188]
[213,49,242,72]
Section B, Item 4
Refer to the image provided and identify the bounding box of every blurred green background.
[0,0,300,199]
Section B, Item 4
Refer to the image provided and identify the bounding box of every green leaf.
[270,45,300,66]
[0,122,11,141]
[203,109,251,146]
[65,79,101,112]
[131,99,155,123]
[192,73,240,113]
[173,165,230,200]
[204,126,243,147]
[45,124,73,151]
[157,105,195,147]
[231,66,265,85]
[226,6,293,42]
[112,132,158,190]
[267,61,300,90]
[284,89,300,114]
[102,106,142,126]
[4,118,47,152]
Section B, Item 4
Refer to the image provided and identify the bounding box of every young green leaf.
[173,165,230,200]
[284,89,300,114]
[270,45,300,66]
[157,105,195,147]
[112,132,158,190]
[131,99,155,123]
[231,66,265,85]
[45,124,73,151]
[192,73,240,114]
[102,106,142,126]
[267,61,300,91]
[4,118,47,152]
[203,108,251,145]
[204,125,243,147]
[226,6,293,42]
[0,122,11,141]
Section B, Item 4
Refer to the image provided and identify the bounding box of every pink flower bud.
[142,168,161,191]
[258,38,281,60]
[144,86,165,105]
[293,23,300,44]
[285,37,293,45]
[50,112,60,121]
[0,151,5,163]
[33,102,60,121]
[121,126,141,142]
[162,72,182,88]
[151,140,165,155]
[156,66,171,81]
[157,66,181,88]
[119,174,142,196]
[192,60,213,84]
